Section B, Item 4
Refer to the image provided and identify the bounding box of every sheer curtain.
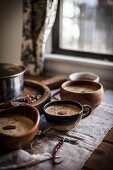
[21,0,58,75]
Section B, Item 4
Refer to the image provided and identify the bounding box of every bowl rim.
[24,79,51,107]
[0,105,40,138]
[61,80,104,94]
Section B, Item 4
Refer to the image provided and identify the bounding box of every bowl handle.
[0,101,28,111]
[82,105,92,119]
[0,101,14,111]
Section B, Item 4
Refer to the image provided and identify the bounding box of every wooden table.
[82,129,113,170]
[25,75,113,170]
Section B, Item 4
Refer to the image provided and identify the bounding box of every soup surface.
[0,66,23,77]
[65,85,97,93]
[0,116,34,136]
[45,104,81,116]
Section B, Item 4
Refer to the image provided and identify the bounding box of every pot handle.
[82,104,92,119]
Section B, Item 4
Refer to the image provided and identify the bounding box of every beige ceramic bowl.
[69,72,100,82]
[60,80,104,110]
[0,105,40,151]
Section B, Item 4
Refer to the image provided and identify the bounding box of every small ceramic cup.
[69,72,100,82]
[43,100,91,131]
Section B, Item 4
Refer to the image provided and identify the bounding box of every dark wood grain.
[83,140,113,170]
[41,76,67,90]
[25,75,67,90]
[103,128,113,144]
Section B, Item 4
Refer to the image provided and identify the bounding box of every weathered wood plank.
[103,128,113,144]
[25,75,47,82]
[82,142,113,170]
[25,75,67,90]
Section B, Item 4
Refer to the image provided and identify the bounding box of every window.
[52,0,113,61]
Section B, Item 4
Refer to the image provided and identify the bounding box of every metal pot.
[0,63,25,103]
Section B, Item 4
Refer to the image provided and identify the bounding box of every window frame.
[52,0,113,61]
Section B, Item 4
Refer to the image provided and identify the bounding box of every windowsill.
[46,53,113,66]
[45,53,113,89]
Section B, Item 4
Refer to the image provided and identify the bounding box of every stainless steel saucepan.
[0,63,25,103]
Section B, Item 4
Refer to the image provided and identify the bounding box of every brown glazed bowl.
[0,105,40,151]
[43,100,91,131]
[60,80,104,110]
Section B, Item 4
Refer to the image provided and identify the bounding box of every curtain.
[21,0,59,75]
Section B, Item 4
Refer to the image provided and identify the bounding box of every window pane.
[60,0,113,55]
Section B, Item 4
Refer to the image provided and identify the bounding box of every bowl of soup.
[43,100,91,131]
[60,80,104,110]
[0,105,40,151]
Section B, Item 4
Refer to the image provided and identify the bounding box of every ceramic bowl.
[60,80,104,110]
[16,79,51,113]
[0,105,40,151]
[43,100,91,131]
[69,72,99,82]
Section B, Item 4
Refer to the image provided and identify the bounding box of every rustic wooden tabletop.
[25,75,113,170]
[82,128,113,170]
[0,74,112,170]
